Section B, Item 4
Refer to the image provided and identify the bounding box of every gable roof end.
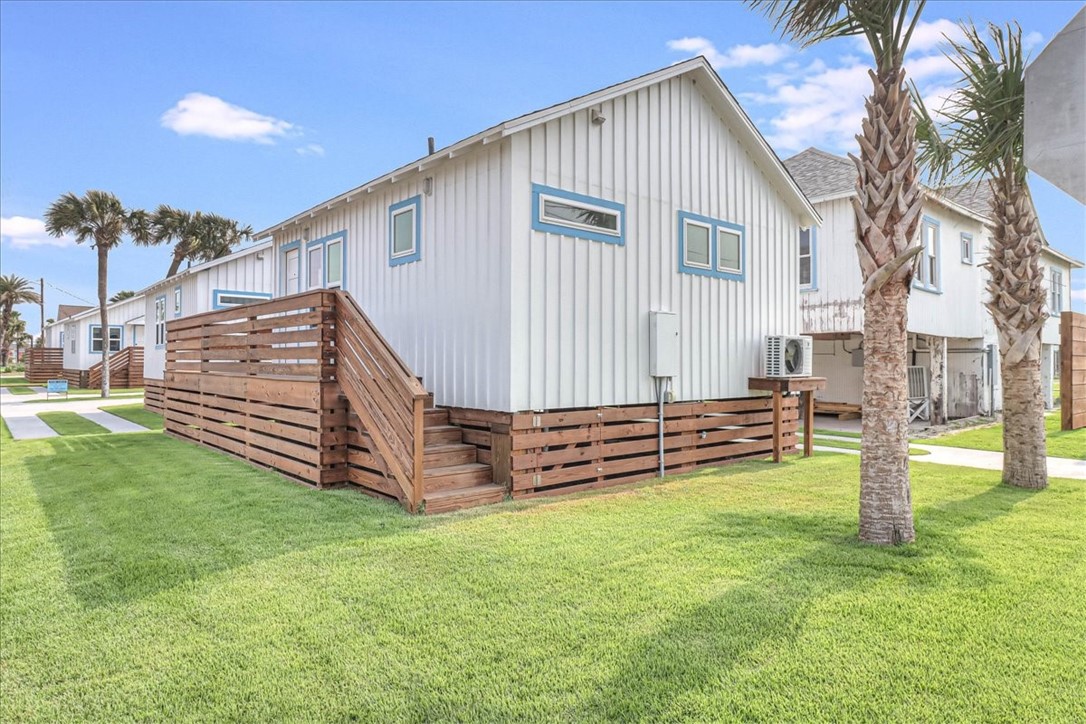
[256,57,820,238]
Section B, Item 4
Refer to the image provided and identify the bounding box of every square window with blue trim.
[677,211,745,281]
[389,196,422,266]
[531,184,625,245]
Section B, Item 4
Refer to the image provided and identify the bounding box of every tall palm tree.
[0,274,42,367]
[44,191,148,398]
[913,23,1047,489]
[749,0,927,544]
[149,205,252,277]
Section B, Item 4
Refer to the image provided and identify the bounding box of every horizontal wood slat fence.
[162,290,800,512]
[144,379,165,414]
[1061,311,1085,431]
[25,347,63,383]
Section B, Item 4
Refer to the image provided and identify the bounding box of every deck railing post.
[411,395,425,512]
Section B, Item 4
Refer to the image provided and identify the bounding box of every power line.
[45,281,95,305]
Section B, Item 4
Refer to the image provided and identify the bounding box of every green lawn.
[1,433,1082,721]
[36,412,110,436]
[812,437,931,456]
[1,374,35,395]
[100,404,163,431]
[923,414,1085,460]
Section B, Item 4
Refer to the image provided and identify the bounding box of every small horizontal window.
[531,184,625,245]
[212,290,273,310]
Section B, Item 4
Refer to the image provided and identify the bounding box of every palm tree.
[913,23,1047,489]
[0,274,42,367]
[44,191,148,398]
[149,205,252,277]
[109,290,137,303]
[749,0,927,544]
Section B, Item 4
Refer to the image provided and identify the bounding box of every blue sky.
[2,0,1083,331]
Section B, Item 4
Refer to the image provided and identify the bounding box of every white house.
[254,57,819,414]
[42,304,91,349]
[140,240,274,383]
[784,147,1081,419]
[48,294,145,373]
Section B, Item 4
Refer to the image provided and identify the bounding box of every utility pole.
[39,277,45,347]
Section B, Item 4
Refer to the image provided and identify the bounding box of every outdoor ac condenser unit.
[764,335,813,378]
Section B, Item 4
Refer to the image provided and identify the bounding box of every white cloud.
[161,93,296,144]
[295,143,325,157]
[0,216,74,249]
[667,37,791,69]
[1071,287,1086,304]
[906,18,966,53]
[1024,31,1044,52]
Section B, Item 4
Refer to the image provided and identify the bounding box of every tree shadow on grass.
[23,434,416,608]
[580,479,1039,721]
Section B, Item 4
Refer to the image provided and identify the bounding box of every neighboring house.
[783,147,1082,420]
[255,57,819,414]
[42,304,92,348]
[47,294,145,376]
[139,241,274,384]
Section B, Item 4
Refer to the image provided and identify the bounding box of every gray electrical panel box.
[649,311,679,377]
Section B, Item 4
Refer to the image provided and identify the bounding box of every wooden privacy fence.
[88,346,144,389]
[1061,311,1085,431]
[144,379,165,414]
[24,347,63,383]
[163,290,429,510]
[446,397,799,499]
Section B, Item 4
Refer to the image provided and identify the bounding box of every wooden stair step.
[424,483,505,515]
[423,462,493,492]
[424,424,463,445]
[424,408,450,427]
[423,443,478,468]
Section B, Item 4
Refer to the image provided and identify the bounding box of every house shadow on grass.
[25,434,416,608]
[579,480,1038,721]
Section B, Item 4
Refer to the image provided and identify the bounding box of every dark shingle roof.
[935,181,994,218]
[782,147,857,200]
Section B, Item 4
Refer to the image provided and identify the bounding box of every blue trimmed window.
[212,289,274,310]
[389,196,422,266]
[677,210,745,281]
[90,325,123,353]
[154,295,167,348]
[915,216,941,292]
[306,231,347,287]
[173,286,182,317]
[960,232,973,264]
[800,227,817,290]
[531,184,625,245]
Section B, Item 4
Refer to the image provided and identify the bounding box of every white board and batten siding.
[510,74,804,410]
[141,242,275,380]
[801,196,990,340]
[264,59,816,413]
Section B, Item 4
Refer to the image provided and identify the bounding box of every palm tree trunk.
[860,282,915,544]
[986,177,1047,488]
[1001,355,1047,487]
[849,67,924,545]
[0,305,10,367]
[98,244,110,399]
[166,250,185,278]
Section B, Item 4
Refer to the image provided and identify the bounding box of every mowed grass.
[1,374,35,395]
[1,433,1083,721]
[100,404,162,431]
[924,413,1085,460]
[36,412,110,436]
[812,437,931,456]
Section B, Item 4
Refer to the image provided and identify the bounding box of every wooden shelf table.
[747,376,828,462]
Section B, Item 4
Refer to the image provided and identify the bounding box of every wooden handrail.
[333,290,428,510]
[88,346,138,388]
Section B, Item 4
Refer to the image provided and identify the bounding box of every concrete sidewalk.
[803,439,1085,480]
[1,391,149,440]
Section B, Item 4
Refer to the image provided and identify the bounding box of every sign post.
[46,379,68,400]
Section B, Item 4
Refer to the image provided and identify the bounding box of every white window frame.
[1050,268,1063,312]
[538,193,622,238]
[682,218,713,270]
[307,244,324,289]
[391,205,418,259]
[91,325,122,353]
[960,232,973,264]
[154,296,167,348]
[717,228,742,275]
[173,287,182,317]
[799,228,814,289]
[325,238,343,287]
